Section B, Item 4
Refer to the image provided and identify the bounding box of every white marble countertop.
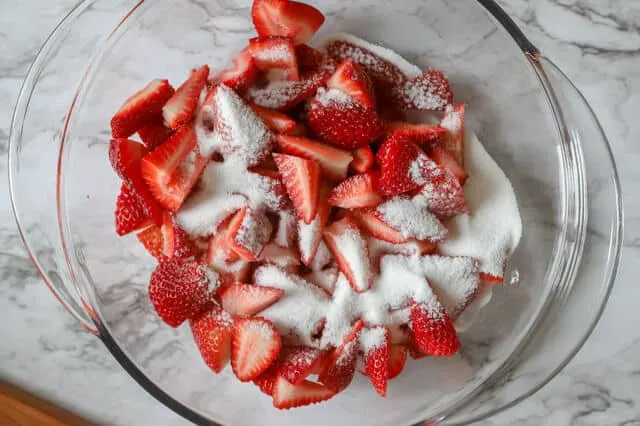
[1,0,638,424]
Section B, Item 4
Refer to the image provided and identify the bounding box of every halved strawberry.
[219,47,259,92]
[295,44,325,73]
[277,346,326,385]
[250,36,300,81]
[429,145,467,184]
[298,183,332,266]
[318,320,364,393]
[323,216,372,293]
[226,207,274,261]
[251,0,325,45]
[276,135,353,181]
[250,104,297,133]
[109,138,147,180]
[439,104,465,165]
[390,69,453,111]
[111,79,175,138]
[115,182,154,236]
[385,122,447,147]
[354,208,407,244]
[137,224,165,260]
[361,326,391,397]
[191,305,235,373]
[162,65,209,130]
[409,301,460,357]
[388,344,408,380]
[231,317,282,381]
[273,153,321,224]
[327,59,376,107]
[137,118,173,151]
[350,146,374,174]
[161,212,197,259]
[328,171,383,209]
[414,172,468,217]
[272,376,335,409]
[148,259,218,327]
[219,283,284,317]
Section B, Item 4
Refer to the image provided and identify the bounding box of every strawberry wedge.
[252,0,325,45]
[219,283,284,317]
[250,104,297,134]
[439,103,465,165]
[327,60,376,107]
[328,171,383,209]
[276,135,353,182]
[250,36,300,81]
[162,65,210,130]
[323,216,372,293]
[273,153,321,224]
[191,306,235,373]
[219,47,259,92]
[231,318,282,381]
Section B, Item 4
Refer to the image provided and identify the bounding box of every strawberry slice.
[219,47,259,92]
[277,346,326,385]
[350,146,374,174]
[148,259,218,327]
[191,305,235,373]
[231,317,282,381]
[141,124,208,211]
[111,79,175,138]
[250,104,297,134]
[162,65,210,130]
[251,0,325,45]
[388,344,408,380]
[328,171,383,209]
[219,283,284,317]
[354,208,407,244]
[115,182,154,236]
[253,367,278,395]
[137,118,173,151]
[414,171,468,217]
[272,376,335,409]
[295,44,325,73]
[361,326,391,397]
[161,212,197,259]
[390,69,453,111]
[259,243,301,270]
[318,320,364,393]
[137,224,165,260]
[297,183,332,266]
[327,60,376,108]
[375,196,447,243]
[250,36,300,81]
[409,301,460,357]
[274,210,298,248]
[429,145,467,184]
[385,122,447,147]
[276,135,353,182]
[323,216,372,293]
[205,215,243,264]
[226,207,274,261]
[439,104,465,165]
[108,138,146,180]
[273,153,321,224]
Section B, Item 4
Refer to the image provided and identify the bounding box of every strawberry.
[250,36,300,81]
[272,376,335,409]
[307,89,383,149]
[148,259,218,327]
[141,124,208,211]
[161,212,196,259]
[259,243,301,270]
[111,79,175,138]
[374,196,448,243]
[297,183,332,266]
[137,118,173,151]
[219,47,259,92]
[480,272,504,285]
[109,138,147,180]
[409,301,460,357]
[115,182,154,236]
[429,145,467,184]
[323,217,372,293]
[275,135,353,181]
[354,208,407,244]
[414,171,468,217]
[162,65,210,130]
[390,69,453,111]
[220,283,284,317]
[231,317,282,381]
[254,367,278,395]
[387,344,407,380]
[250,104,297,133]
[191,305,235,373]
[327,60,376,108]
[361,326,390,397]
[318,320,364,393]
[416,239,438,255]
[350,146,374,174]
[295,44,325,73]
[328,171,383,209]
[226,207,274,261]
[385,122,447,147]
[273,153,321,224]
[205,215,243,265]
[439,104,465,165]
[277,346,326,385]
[304,266,338,295]
[137,224,165,260]
[251,0,325,45]
[274,210,298,248]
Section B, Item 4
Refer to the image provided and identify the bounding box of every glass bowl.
[8,0,623,424]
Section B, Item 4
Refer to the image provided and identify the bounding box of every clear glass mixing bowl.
[8,0,623,424]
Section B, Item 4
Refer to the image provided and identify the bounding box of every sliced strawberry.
[295,44,325,73]
[414,172,468,217]
[354,208,407,244]
[328,171,383,209]
[422,255,480,319]
[409,301,460,357]
[259,243,301,270]
[430,145,467,184]
[162,65,209,130]
[137,118,173,151]
[253,367,278,395]
[274,210,298,248]
[272,376,335,409]
[141,124,208,211]
[108,138,146,180]
[277,346,326,385]
[226,207,274,261]
[275,135,353,181]
[390,69,453,111]
[416,239,438,255]
[385,122,447,147]
[350,146,374,174]
[219,47,259,92]
[361,326,390,397]
[148,259,218,327]
[231,317,282,381]
[318,320,364,393]
[250,104,297,133]
[480,272,504,285]
[388,344,408,380]
[248,167,291,210]
[219,283,284,317]
[161,212,197,259]
[250,36,300,81]
[251,0,325,45]
[191,305,235,373]
[115,182,154,236]
[111,79,175,138]
[327,59,376,107]
[323,216,372,293]
[304,266,338,295]
[137,224,165,260]
[205,215,243,265]
[439,104,465,165]
[273,153,321,224]
[374,196,447,243]
[297,183,332,266]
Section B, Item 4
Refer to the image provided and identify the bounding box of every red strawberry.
[416,239,438,255]
[137,224,165,260]
[226,207,274,261]
[480,272,504,285]
[115,182,154,236]
[323,217,372,293]
[274,210,298,248]
[273,153,321,224]
[304,266,339,296]
[250,104,297,134]
[409,301,460,357]
[259,243,301,270]
[298,183,332,266]
[250,36,300,81]
[141,124,207,211]
[253,367,278,395]
[327,60,376,107]
[251,0,325,45]
[231,317,282,381]
[148,259,218,327]
[350,146,374,174]
[388,344,408,380]
[354,208,407,244]
[205,215,243,265]
[272,376,335,409]
[161,212,196,259]
[162,65,209,130]
[137,118,173,151]
[328,171,383,209]
[362,326,391,397]
[439,104,465,165]
[429,145,467,184]
[374,196,447,243]
[414,171,468,217]
[191,305,235,373]
[295,44,325,73]
[111,79,175,138]
[219,47,259,92]
[277,346,326,385]
[385,122,447,147]
[276,135,353,181]
[219,283,284,317]
[390,69,453,111]
[318,320,364,393]
[108,138,146,180]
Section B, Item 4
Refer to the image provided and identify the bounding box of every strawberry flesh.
[429,145,467,184]
[250,36,300,81]
[226,207,274,261]
[323,217,372,293]
[250,104,297,134]
[390,69,453,111]
[385,121,447,147]
[350,146,374,174]
[277,346,326,385]
[231,317,282,381]
[162,65,209,130]
[276,135,353,182]
[387,344,408,380]
[108,138,146,180]
[220,283,284,317]
[327,59,376,108]
[251,0,325,45]
[328,171,383,209]
[219,47,259,92]
[354,208,407,244]
[439,104,465,165]
[318,320,363,393]
[272,376,335,409]
[137,224,165,260]
[273,153,321,224]
[191,305,235,373]
[161,212,197,259]
[137,118,174,151]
